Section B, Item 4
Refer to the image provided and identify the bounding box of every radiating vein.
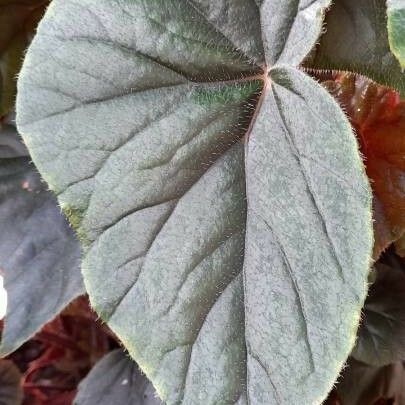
[251,210,316,372]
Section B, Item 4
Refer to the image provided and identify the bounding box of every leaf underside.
[16,1,373,404]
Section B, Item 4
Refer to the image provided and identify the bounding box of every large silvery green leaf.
[309,0,405,96]
[387,0,405,69]
[15,1,373,404]
[260,0,331,66]
[244,66,372,404]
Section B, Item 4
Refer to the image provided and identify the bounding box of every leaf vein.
[251,210,316,373]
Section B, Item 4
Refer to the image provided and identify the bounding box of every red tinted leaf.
[319,72,405,259]
[395,234,405,258]
[324,389,342,405]
[5,296,117,404]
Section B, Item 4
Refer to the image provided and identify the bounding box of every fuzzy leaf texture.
[387,0,405,69]
[309,0,405,96]
[15,1,373,404]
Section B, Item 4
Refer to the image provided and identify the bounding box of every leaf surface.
[15,1,373,404]
[387,0,405,69]
[0,134,84,355]
[74,349,161,405]
[260,0,331,66]
[309,0,405,96]
[244,66,372,404]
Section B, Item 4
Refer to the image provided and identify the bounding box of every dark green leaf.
[352,261,405,366]
[0,145,84,356]
[0,124,28,158]
[74,349,161,405]
[387,0,405,69]
[308,0,405,96]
